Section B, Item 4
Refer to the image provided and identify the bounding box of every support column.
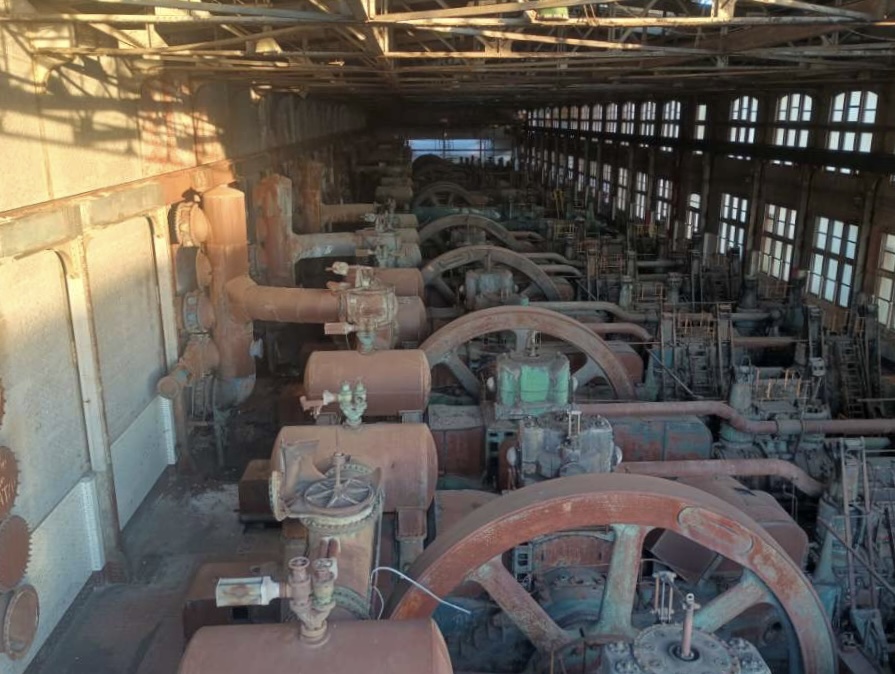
[56,241,125,578]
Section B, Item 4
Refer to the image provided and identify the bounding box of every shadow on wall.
[0,20,364,214]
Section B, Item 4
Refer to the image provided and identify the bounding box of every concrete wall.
[0,3,365,669]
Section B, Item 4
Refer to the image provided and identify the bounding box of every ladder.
[836,339,867,418]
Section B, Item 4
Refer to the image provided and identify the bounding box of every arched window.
[639,101,656,137]
[620,101,636,137]
[605,103,618,134]
[659,100,681,152]
[827,90,877,173]
[773,93,813,165]
[592,103,604,133]
[729,96,759,159]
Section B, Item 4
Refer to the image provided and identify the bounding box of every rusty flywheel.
[0,516,31,593]
[420,305,637,401]
[386,473,836,674]
[0,447,18,521]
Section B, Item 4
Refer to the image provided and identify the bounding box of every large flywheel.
[418,214,522,251]
[386,473,837,674]
[420,305,637,400]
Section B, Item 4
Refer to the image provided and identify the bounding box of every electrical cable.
[370,566,472,617]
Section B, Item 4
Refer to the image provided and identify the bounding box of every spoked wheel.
[418,214,522,252]
[412,181,476,209]
[386,474,836,674]
[422,245,562,309]
[420,305,637,400]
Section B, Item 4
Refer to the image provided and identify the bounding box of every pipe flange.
[0,584,39,661]
[182,291,215,334]
[0,448,18,520]
[173,202,210,247]
[0,516,31,593]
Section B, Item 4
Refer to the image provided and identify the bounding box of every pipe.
[157,337,220,400]
[203,186,256,406]
[226,277,341,324]
[577,401,895,436]
[617,459,825,497]
[582,322,652,341]
[533,301,772,324]
[290,232,358,261]
[733,336,798,348]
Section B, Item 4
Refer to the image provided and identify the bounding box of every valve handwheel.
[386,473,836,674]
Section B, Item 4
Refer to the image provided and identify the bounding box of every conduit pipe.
[617,459,825,497]
[534,301,771,324]
[577,401,895,436]
[582,322,652,342]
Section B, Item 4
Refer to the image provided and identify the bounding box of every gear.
[0,516,31,593]
[0,447,19,521]
[0,584,39,660]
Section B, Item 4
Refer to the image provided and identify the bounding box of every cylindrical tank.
[272,423,437,514]
[178,619,453,674]
[305,349,431,417]
[397,296,429,345]
[368,268,425,298]
[203,186,256,407]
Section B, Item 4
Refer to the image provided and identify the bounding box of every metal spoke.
[470,556,574,654]
[519,282,537,298]
[442,352,480,398]
[430,275,457,304]
[573,357,603,387]
[592,523,650,640]
[693,570,771,634]
[512,328,534,353]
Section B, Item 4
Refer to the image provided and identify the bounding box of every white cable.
[370,566,472,616]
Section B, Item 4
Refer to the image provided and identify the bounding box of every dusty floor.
[25,382,290,674]
[25,473,281,674]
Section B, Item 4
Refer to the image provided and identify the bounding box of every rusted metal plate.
[0,516,30,593]
[388,473,837,674]
[428,405,485,478]
[0,447,18,520]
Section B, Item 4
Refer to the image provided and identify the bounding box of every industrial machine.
[167,142,895,674]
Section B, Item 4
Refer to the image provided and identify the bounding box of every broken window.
[759,204,797,280]
[686,193,702,239]
[773,93,812,165]
[876,233,895,330]
[809,217,859,307]
[694,103,708,155]
[660,100,681,152]
[729,96,759,160]
[719,193,749,254]
[633,171,649,220]
[827,90,877,174]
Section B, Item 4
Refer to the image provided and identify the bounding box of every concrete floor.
[24,472,280,674]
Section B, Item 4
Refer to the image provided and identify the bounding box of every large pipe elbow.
[226,276,341,325]
[157,338,221,400]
